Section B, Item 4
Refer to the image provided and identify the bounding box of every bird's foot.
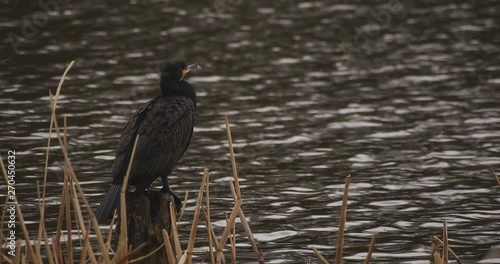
[160,187,182,213]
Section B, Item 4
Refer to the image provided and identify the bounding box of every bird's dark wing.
[111,96,195,189]
[111,98,156,184]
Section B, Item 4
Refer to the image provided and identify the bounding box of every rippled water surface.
[1,0,500,262]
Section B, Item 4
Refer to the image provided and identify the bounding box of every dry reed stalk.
[129,240,168,263]
[1,244,14,264]
[443,222,448,264]
[430,236,438,262]
[1,249,12,264]
[0,158,40,264]
[177,190,189,224]
[35,181,55,264]
[73,211,87,261]
[115,134,140,262]
[65,171,74,264]
[215,117,244,264]
[37,188,54,264]
[224,116,241,200]
[32,240,40,261]
[35,182,43,257]
[0,205,8,263]
[0,206,9,243]
[0,238,5,254]
[178,252,187,264]
[1,197,8,234]
[169,203,182,262]
[51,236,61,264]
[432,236,464,264]
[431,239,444,264]
[162,229,176,264]
[434,253,443,264]
[225,212,237,264]
[186,168,209,263]
[49,62,75,264]
[229,182,264,263]
[116,242,148,264]
[55,161,68,262]
[13,240,22,264]
[53,120,67,233]
[334,175,351,264]
[0,238,5,258]
[205,172,216,264]
[38,61,75,264]
[363,233,377,264]
[63,117,73,264]
[226,117,264,263]
[79,220,92,263]
[216,192,242,263]
[37,198,54,263]
[67,175,77,264]
[2,255,14,264]
[312,246,329,264]
[101,211,118,260]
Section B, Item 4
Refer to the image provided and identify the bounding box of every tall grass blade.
[186,168,209,263]
[312,246,329,264]
[334,175,351,264]
[363,233,377,264]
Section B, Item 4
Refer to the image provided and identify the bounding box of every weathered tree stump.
[117,189,174,263]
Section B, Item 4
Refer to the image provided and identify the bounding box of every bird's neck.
[160,78,178,95]
[160,80,197,108]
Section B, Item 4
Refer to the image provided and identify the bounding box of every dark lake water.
[1,0,500,263]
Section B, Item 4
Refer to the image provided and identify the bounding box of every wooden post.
[117,189,174,263]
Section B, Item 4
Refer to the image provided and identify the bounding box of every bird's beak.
[187,63,202,71]
[181,63,202,80]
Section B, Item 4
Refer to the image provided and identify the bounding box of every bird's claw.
[161,187,182,214]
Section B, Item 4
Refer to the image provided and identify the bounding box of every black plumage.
[95,62,201,224]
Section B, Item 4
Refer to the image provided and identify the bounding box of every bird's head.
[161,62,201,83]
[160,62,201,96]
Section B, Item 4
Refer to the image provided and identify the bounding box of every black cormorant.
[95,62,201,224]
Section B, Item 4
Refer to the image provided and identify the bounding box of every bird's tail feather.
[95,184,121,224]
